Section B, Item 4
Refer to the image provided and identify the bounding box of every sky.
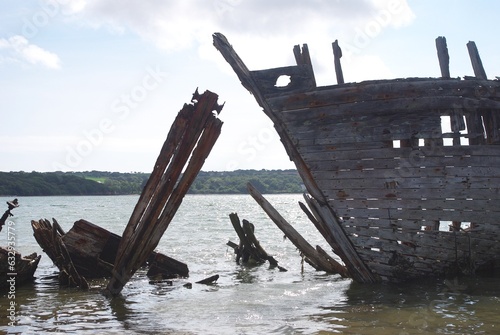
[1,0,499,173]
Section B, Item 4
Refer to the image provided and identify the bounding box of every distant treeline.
[0,170,303,196]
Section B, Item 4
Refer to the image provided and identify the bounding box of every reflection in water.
[234,265,261,284]
[314,276,500,335]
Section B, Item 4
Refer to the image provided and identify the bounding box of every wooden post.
[293,43,317,88]
[332,40,344,84]
[229,213,260,263]
[435,36,450,78]
[467,41,487,79]
[105,90,224,296]
[228,213,282,268]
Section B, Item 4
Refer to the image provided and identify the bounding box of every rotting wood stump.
[227,212,287,271]
[31,218,89,289]
[105,89,224,296]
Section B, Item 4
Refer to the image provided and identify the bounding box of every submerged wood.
[0,247,40,290]
[246,182,348,277]
[214,33,500,283]
[196,274,219,285]
[105,89,224,296]
[228,213,285,270]
[31,218,89,288]
[32,218,188,284]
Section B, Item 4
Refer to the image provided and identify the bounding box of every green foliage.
[188,169,303,194]
[0,169,303,196]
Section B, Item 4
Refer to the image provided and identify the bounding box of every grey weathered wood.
[332,40,344,84]
[303,194,378,282]
[247,182,348,276]
[293,43,316,87]
[213,33,328,207]
[436,36,450,78]
[269,78,500,112]
[467,41,487,79]
[31,218,89,288]
[214,33,500,282]
[105,90,223,296]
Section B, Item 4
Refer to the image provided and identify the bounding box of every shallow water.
[1,194,499,334]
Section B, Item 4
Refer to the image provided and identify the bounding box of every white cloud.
[56,0,414,86]
[61,0,414,50]
[0,35,61,69]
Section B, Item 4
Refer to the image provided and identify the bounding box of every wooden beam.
[247,182,348,276]
[332,40,344,84]
[467,41,487,79]
[435,36,450,78]
[105,90,223,296]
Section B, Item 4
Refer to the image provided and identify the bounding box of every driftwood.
[196,274,219,285]
[228,213,286,271]
[105,89,224,296]
[246,182,348,277]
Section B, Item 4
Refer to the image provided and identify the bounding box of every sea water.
[0,194,499,334]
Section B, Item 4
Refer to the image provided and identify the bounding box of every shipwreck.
[214,33,500,283]
[31,89,224,294]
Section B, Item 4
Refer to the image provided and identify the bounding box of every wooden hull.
[32,219,188,280]
[214,33,500,282]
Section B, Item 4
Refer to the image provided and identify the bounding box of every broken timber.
[246,182,348,277]
[227,213,286,271]
[105,89,224,296]
[31,218,188,288]
[31,218,89,288]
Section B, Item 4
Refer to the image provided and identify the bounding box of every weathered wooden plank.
[269,78,500,111]
[348,230,470,261]
[337,207,498,225]
[298,142,500,158]
[311,164,500,180]
[342,217,500,236]
[333,198,498,212]
[322,187,498,203]
[315,175,500,190]
[285,109,442,138]
[289,123,443,144]
[304,154,500,172]
[279,96,500,122]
